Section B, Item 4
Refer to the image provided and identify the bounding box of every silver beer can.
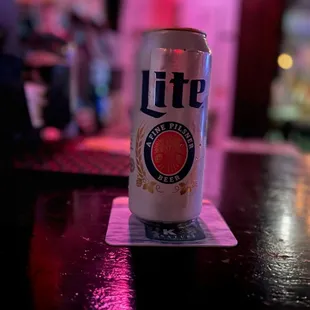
[129,28,212,222]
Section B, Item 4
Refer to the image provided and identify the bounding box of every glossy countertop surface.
[8,151,310,309]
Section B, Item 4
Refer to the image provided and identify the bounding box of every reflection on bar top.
[79,136,130,155]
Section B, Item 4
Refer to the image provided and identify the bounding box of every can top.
[143,27,206,37]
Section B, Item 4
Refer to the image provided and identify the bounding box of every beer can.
[129,28,212,222]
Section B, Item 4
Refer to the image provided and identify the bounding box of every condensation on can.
[129,28,212,223]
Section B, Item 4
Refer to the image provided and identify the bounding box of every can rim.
[143,27,206,37]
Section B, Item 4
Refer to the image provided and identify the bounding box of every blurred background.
[1,0,310,154]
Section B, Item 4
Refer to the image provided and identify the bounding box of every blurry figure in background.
[88,22,112,128]
[94,23,125,136]
[69,12,101,135]
[69,10,113,136]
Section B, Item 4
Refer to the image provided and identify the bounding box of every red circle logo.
[151,131,188,176]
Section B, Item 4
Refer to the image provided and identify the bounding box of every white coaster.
[106,197,237,247]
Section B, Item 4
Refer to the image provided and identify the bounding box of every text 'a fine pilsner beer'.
[129,28,212,223]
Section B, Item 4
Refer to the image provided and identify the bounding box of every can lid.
[143,27,206,36]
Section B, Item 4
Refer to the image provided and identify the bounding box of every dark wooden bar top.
[8,151,310,309]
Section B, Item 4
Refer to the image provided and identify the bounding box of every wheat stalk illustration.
[135,126,158,194]
[173,166,198,195]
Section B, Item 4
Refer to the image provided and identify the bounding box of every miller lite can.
[129,28,212,222]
